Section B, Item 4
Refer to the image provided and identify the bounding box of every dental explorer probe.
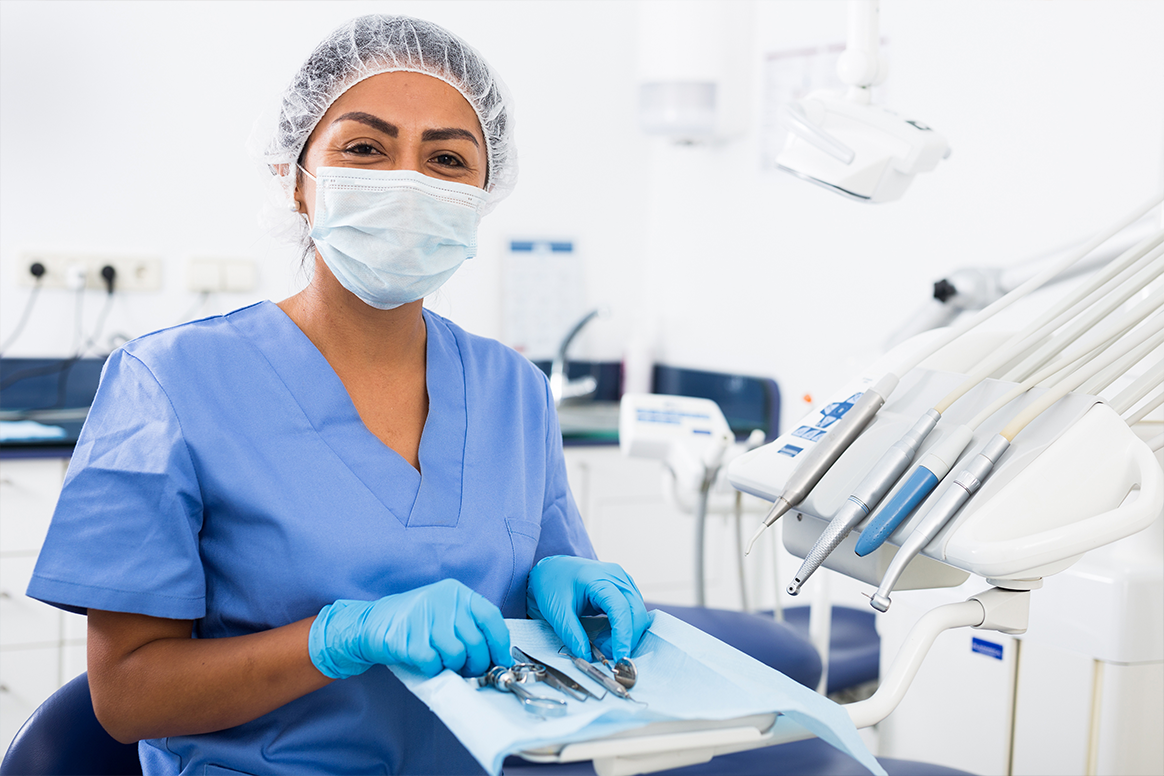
[785,409,939,595]
[855,283,1164,556]
[744,372,898,556]
[746,196,1162,558]
[785,234,1164,591]
[868,310,1164,613]
[789,337,1107,594]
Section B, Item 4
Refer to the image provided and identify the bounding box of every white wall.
[2,0,1162,433]
[0,0,649,360]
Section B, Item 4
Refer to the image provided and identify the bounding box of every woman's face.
[295,71,487,216]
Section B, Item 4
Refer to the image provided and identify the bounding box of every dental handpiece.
[745,373,899,555]
[853,424,974,557]
[868,308,1164,612]
[869,434,1011,612]
[787,409,940,595]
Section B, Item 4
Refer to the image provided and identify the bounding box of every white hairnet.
[256,14,517,247]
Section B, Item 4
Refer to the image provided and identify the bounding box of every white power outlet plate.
[19,252,163,292]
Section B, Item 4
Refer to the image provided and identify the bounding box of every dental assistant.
[27,15,651,775]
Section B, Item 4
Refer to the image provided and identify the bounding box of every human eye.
[431,153,465,169]
[342,142,383,157]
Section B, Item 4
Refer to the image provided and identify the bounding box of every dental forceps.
[510,647,593,701]
[478,664,568,718]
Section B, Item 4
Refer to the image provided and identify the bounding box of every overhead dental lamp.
[774,0,950,202]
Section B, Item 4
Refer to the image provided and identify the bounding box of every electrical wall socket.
[19,252,163,292]
[187,258,258,293]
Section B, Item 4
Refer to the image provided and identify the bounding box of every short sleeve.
[27,349,207,619]
[533,376,596,563]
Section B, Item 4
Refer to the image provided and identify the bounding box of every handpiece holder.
[729,334,1163,591]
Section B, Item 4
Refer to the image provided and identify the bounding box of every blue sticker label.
[509,240,575,253]
[777,444,803,457]
[817,392,862,429]
[792,425,827,442]
[971,637,1004,660]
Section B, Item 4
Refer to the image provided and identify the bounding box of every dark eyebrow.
[422,127,480,147]
[331,112,398,137]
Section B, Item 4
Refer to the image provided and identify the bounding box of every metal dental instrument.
[796,234,1164,582]
[852,341,1105,558]
[588,637,638,689]
[613,658,638,689]
[481,665,568,718]
[869,310,1164,613]
[564,650,633,700]
[747,196,1164,560]
[510,646,592,701]
[786,408,939,595]
[859,288,1164,559]
[744,372,897,555]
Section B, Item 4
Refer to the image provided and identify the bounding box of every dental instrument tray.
[728,333,1163,586]
[387,613,883,776]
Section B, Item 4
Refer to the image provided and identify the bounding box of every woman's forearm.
[87,610,333,743]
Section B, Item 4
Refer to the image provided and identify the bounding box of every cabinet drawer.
[0,458,67,554]
[0,556,61,647]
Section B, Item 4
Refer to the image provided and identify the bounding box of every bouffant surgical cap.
[257,14,517,237]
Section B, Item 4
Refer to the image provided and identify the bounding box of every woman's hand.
[526,556,654,661]
[309,578,512,679]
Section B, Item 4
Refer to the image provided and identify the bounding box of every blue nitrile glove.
[526,555,654,661]
[308,578,512,679]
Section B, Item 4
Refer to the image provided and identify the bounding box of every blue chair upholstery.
[780,606,881,695]
[648,603,823,689]
[504,740,977,776]
[1,672,141,776]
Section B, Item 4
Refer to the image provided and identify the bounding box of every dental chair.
[778,605,881,695]
[0,672,141,776]
[503,603,974,776]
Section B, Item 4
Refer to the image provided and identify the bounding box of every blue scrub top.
[28,301,595,775]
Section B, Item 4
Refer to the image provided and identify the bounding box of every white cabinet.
[0,457,64,553]
[0,647,60,751]
[0,455,80,754]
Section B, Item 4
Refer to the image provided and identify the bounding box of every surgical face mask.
[301,166,490,310]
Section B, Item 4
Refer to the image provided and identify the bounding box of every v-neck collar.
[228,301,466,529]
